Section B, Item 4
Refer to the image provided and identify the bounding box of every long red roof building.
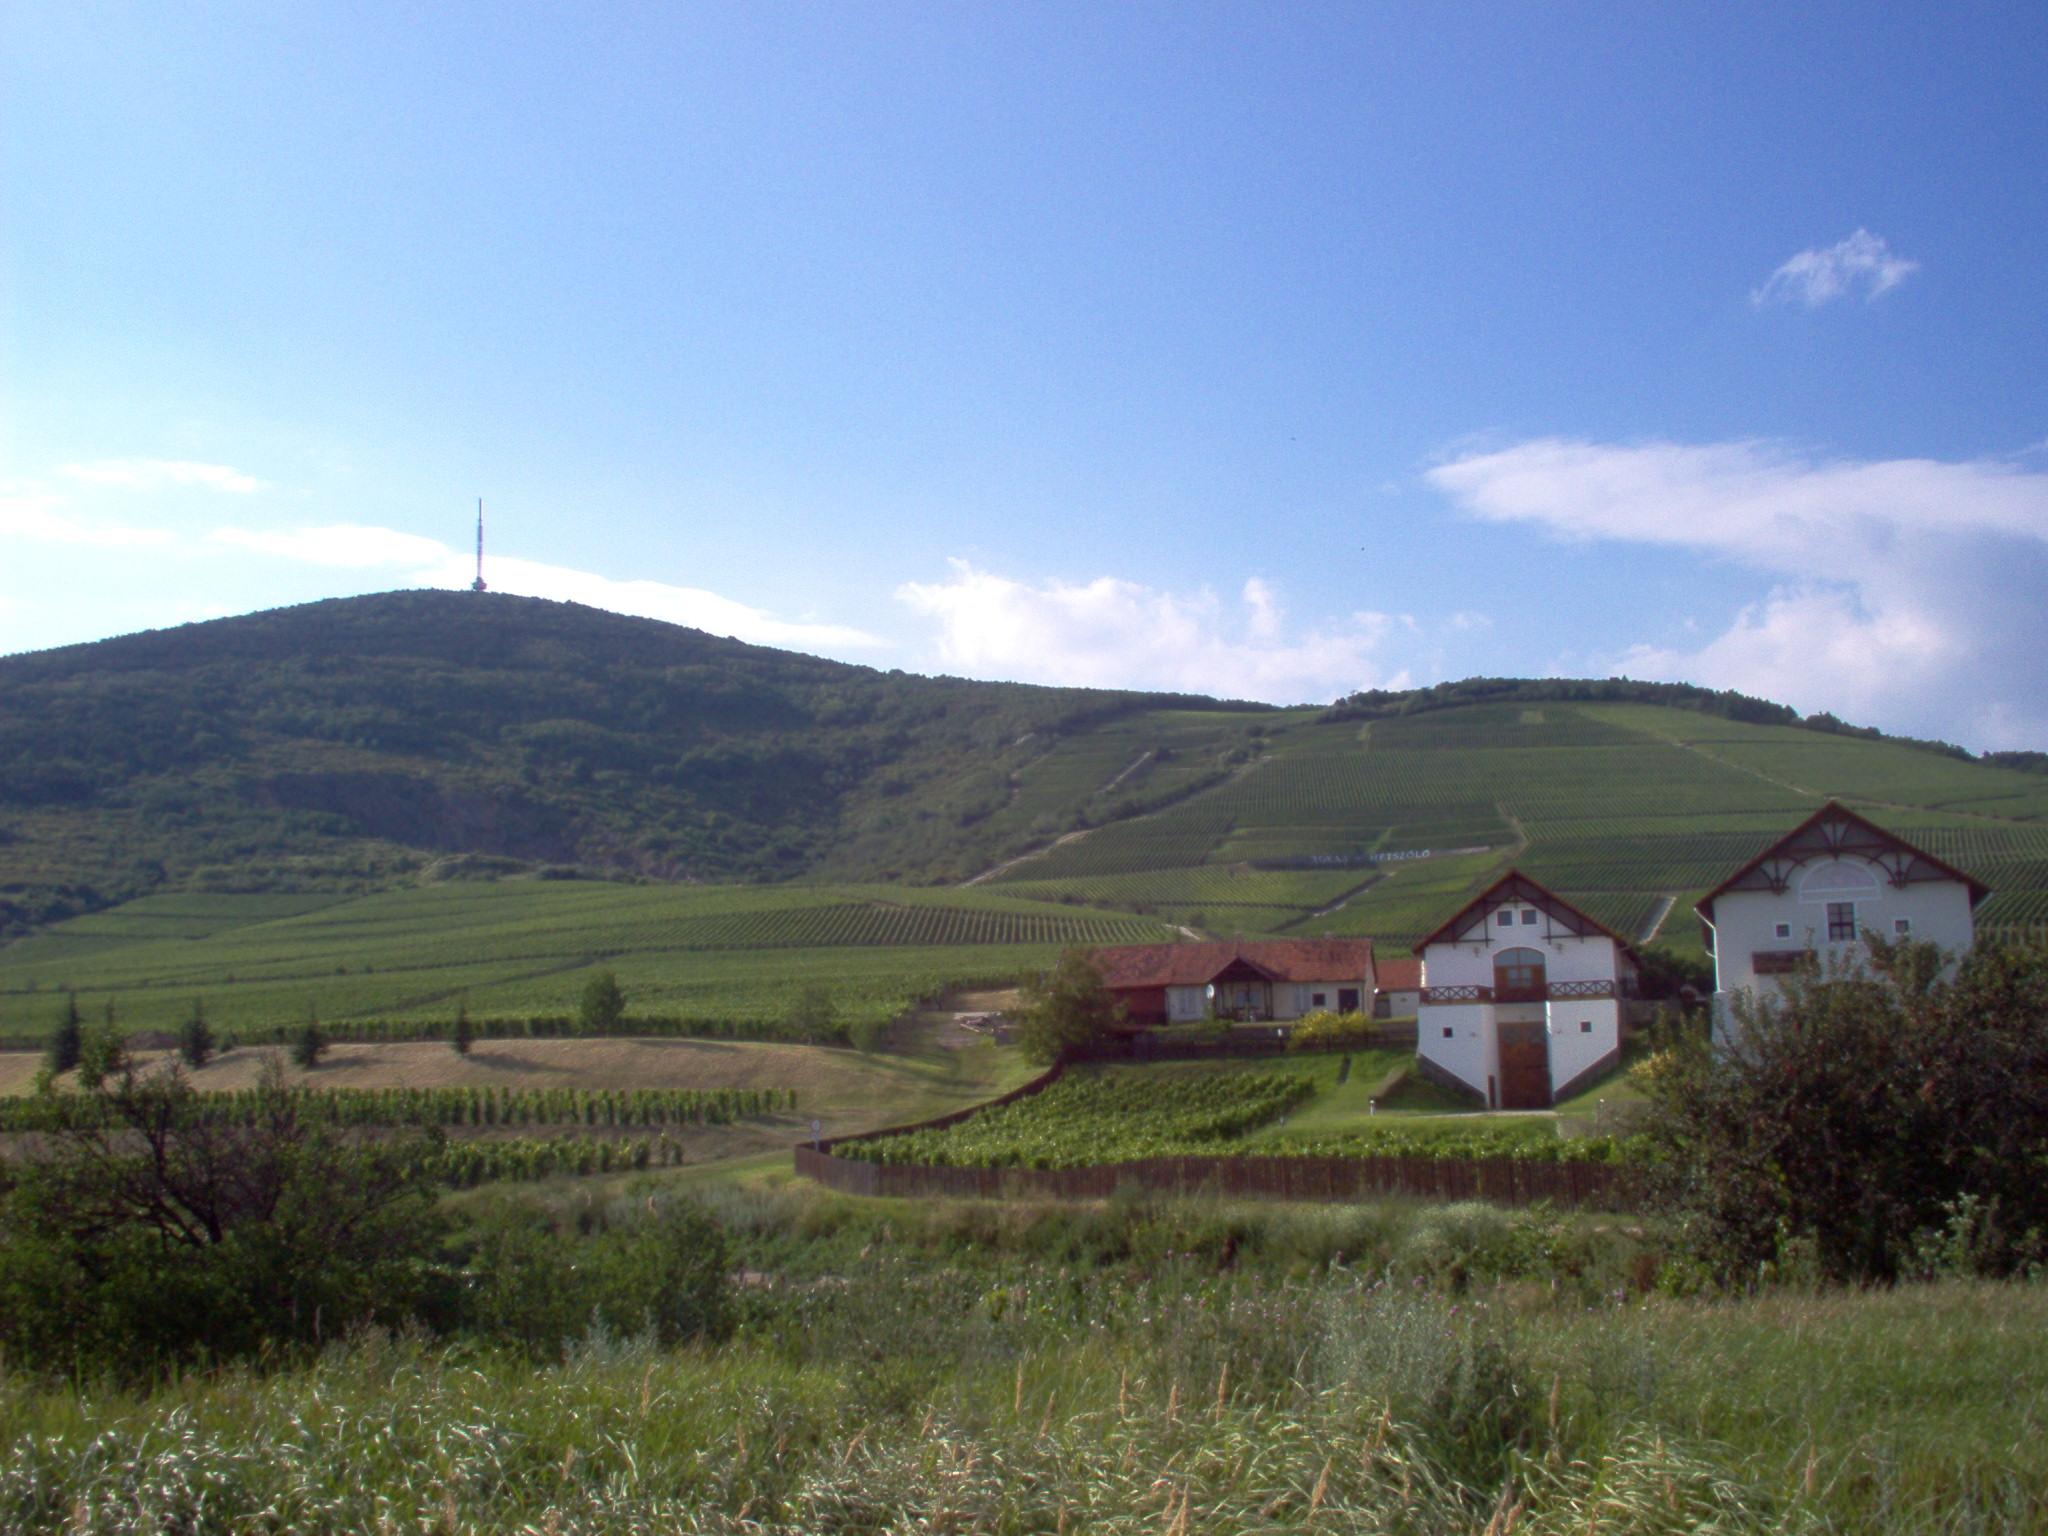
[1088,938,1376,1025]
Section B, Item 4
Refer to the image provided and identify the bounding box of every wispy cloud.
[896,560,1406,703]
[1426,438,2048,748]
[0,487,178,548]
[58,458,268,494]
[1751,229,1919,307]
[208,521,886,652]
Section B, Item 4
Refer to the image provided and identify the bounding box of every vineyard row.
[0,1084,795,1134]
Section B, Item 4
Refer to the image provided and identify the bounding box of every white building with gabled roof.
[1414,870,1637,1109]
[1696,801,1989,1039]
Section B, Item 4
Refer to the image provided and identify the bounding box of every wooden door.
[1496,1021,1551,1108]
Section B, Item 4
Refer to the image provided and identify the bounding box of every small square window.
[1311,992,1326,1007]
[1580,1019,1593,1033]
[1894,918,1912,936]
[1442,1026,1454,1038]
[1496,910,1514,927]
[1775,923,1792,939]
[1521,909,1538,925]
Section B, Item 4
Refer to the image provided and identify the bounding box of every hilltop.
[0,591,1262,932]
[4,589,2047,949]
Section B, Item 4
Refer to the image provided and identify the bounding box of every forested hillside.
[0,591,1259,932]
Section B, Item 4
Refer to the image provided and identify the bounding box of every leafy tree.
[787,983,838,1045]
[451,999,475,1056]
[578,970,626,1033]
[292,1016,326,1069]
[44,993,83,1075]
[178,999,216,1069]
[1640,938,2048,1284]
[1017,949,1126,1065]
[75,1022,125,1091]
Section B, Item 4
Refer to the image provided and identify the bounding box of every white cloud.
[0,487,178,548]
[1426,437,2048,749]
[58,458,268,494]
[208,520,886,652]
[1751,229,1919,307]
[896,560,1403,703]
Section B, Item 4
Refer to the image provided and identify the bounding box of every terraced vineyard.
[0,882,1174,1039]
[987,701,2048,954]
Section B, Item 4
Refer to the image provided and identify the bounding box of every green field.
[0,881,1175,1039]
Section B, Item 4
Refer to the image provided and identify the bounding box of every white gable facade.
[1414,873,1636,1109]
[1698,803,1987,1042]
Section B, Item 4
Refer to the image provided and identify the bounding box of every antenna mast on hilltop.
[471,498,488,592]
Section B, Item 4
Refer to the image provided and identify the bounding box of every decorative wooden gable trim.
[1414,869,1631,954]
[1695,802,1990,925]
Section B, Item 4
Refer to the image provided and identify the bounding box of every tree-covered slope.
[0,591,1261,932]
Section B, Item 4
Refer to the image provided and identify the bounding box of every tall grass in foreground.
[3,1257,2042,1534]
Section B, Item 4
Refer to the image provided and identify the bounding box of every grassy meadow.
[3,1175,2042,1535]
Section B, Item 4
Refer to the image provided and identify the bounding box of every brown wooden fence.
[794,1144,1634,1208]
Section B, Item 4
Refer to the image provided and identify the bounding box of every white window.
[1774,922,1792,939]
[1580,1019,1593,1033]
[1894,918,1912,936]
[1827,902,1857,942]
[1521,909,1538,925]
[1496,910,1514,927]
[1442,1025,1454,1038]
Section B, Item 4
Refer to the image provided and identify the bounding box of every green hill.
[4,590,2046,972]
[0,590,1264,933]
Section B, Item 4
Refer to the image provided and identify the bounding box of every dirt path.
[961,828,1094,886]
[1639,893,1678,944]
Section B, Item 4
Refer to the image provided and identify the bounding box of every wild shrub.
[1640,936,2048,1283]
[0,1061,443,1375]
[1286,1009,1378,1052]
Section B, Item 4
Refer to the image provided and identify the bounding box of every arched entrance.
[1492,947,1551,1107]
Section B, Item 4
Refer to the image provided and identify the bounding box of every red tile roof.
[1089,938,1374,990]
[1374,956,1422,991]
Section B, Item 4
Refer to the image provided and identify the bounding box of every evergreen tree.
[178,1000,215,1069]
[452,999,475,1056]
[45,993,83,1076]
[292,1014,326,1070]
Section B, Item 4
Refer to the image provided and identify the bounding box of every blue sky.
[6,2,2047,748]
